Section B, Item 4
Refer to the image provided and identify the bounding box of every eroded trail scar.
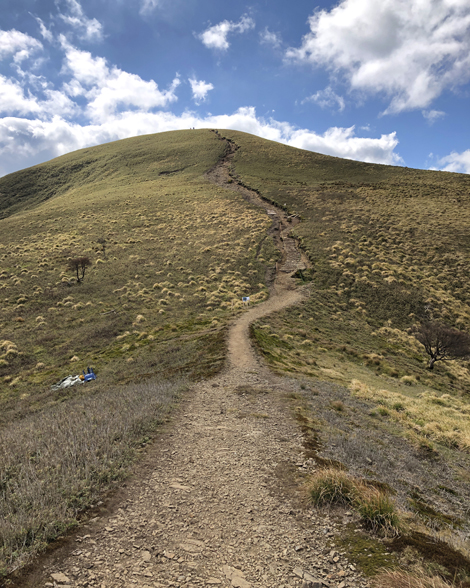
[31,134,371,588]
[205,133,308,372]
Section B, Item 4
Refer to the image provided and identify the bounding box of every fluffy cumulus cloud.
[438,150,470,174]
[286,0,470,114]
[0,29,43,62]
[198,15,255,51]
[58,0,103,42]
[304,86,345,112]
[189,77,214,104]
[287,124,401,164]
[0,105,402,177]
[0,75,78,118]
[61,41,180,122]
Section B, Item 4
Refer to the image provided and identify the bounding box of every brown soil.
[9,134,371,588]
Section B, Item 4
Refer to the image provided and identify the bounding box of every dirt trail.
[25,135,370,588]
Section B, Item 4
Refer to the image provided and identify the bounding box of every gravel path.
[31,135,372,588]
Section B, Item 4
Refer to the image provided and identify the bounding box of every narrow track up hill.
[16,137,370,588]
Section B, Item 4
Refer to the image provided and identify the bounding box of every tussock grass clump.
[372,571,454,588]
[308,468,400,534]
[0,378,186,574]
[308,468,356,506]
[356,488,400,534]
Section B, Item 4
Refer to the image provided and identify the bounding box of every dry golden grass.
[372,571,454,588]
[0,131,274,416]
[349,379,470,451]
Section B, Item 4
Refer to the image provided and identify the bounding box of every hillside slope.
[0,130,277,417]
[2,130,470,584]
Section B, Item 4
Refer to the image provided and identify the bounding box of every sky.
[1,0,470,177]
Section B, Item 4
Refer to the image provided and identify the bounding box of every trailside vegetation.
[414,322,470,369]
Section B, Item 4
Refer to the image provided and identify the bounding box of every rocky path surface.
[30,135,372,588]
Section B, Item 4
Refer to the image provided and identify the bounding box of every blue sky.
[1,0,470,177]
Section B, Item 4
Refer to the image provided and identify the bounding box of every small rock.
[51,573,70,584]
[302,571,327,588]
[231,578,250,588]
[141,550,152,561]
[169,483,191,492]
[180,543,202,553]
[163,551,175,559]
[293,567,304,578]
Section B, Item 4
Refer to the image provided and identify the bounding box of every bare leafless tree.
[414,322,470,370]
[67,256,91,283]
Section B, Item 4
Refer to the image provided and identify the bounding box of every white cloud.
[199,15,255,51]
[286,0,470,114]
[189,77,213,104]
[34,16,54,43]
[437,149,470,173]
[422,109,445,124]
[304,86,345,112]
[287,125,401,164]
[0,29,43,63]
[139,0,161,15]
[61,42,180,122]
[0,106,402,177]
[0,74,78,118]
[259,28,281,48]
[58,0,103,42]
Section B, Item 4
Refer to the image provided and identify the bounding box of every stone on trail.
[50,572,71,584]
[302,581,325,588]
[169,482,191,491]
[231,578,251,588]
[179,542,202,553]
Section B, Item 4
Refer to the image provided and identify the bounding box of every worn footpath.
[30,134,372,588]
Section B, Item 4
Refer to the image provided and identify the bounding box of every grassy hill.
[0,130,276,417]
[1,129,470,582]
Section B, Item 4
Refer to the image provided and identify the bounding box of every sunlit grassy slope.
[2,129,470,578]
[0,130,277,419]
[220,130,470,451]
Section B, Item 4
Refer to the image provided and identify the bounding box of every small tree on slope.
[67,256,91,283]
[414,322,470,370]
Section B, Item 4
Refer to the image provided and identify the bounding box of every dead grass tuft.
[372,571,454,588]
